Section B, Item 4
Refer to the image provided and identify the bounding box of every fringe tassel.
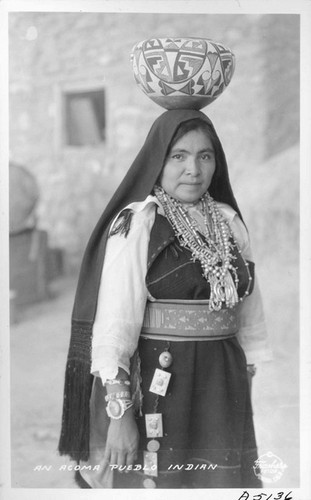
[130,349,143,416]
[109,209,133,238]
[58,323,93,462]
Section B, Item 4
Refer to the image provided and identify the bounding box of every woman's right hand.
[103,407,140,470]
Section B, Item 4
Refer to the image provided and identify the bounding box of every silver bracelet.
[105,378,131,386]
[106,398,134,419]
[105,391,131,402]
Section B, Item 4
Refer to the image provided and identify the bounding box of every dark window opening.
[64,89,106,147]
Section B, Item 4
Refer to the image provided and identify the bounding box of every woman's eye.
[172,154,184,160]
[201,153,212,160]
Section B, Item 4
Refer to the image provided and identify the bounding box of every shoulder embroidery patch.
[109,209,134,238]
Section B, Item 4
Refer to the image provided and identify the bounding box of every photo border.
[1,1,310,499]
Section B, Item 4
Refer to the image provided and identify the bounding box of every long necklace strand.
[154,186,251,311]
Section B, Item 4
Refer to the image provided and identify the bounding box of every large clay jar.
[9,162,39,234]
[131,37,235,110]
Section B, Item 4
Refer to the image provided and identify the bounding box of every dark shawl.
[58,109,244,462]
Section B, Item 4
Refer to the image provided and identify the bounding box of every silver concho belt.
[141,299,240,342]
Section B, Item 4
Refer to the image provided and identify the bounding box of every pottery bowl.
[130,37,235,110]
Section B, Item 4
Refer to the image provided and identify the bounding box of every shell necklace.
[154,186,247,311]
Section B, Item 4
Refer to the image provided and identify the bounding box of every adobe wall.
[9,12,299,265]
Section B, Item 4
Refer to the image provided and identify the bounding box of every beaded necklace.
[154,186,251,311]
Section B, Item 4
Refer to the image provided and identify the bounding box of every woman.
[59,109,271,489]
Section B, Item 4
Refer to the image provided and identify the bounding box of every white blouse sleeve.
[91,202,156,383]
[230,213,273,364]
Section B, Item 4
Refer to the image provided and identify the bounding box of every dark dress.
[113,213,261,488]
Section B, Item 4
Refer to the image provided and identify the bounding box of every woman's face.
[160,128,216,204]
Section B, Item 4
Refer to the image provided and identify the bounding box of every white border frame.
[1,1,310,500]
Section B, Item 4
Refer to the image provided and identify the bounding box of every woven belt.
[141,299,239,341]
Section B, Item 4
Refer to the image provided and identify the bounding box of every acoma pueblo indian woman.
[58,38,272,489]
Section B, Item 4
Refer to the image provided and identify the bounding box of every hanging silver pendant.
[159,351,173,368]
[145,413,163,438]
[143,478,156,488]
[143,451,158,477]
[147,439,160,452]
[149,368,171,397]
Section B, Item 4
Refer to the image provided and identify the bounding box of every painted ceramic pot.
[130,37,235,110]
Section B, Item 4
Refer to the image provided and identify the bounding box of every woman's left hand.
[103,407,140,469]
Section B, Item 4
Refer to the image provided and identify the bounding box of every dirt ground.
[10,277,78,489]
[9,276,299,489]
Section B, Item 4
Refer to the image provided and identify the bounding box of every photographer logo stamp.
[253,451,287,483]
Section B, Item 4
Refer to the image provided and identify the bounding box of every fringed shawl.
[58,109,244,462]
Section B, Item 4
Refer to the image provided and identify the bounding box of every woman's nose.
[185,158,200,175]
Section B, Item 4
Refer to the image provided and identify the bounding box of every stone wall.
[262,15,300,158]
[9,12,299,267]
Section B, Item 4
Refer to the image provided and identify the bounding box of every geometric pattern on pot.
[131,37,235,110]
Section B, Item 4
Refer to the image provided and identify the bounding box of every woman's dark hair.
[166,118,218,153]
